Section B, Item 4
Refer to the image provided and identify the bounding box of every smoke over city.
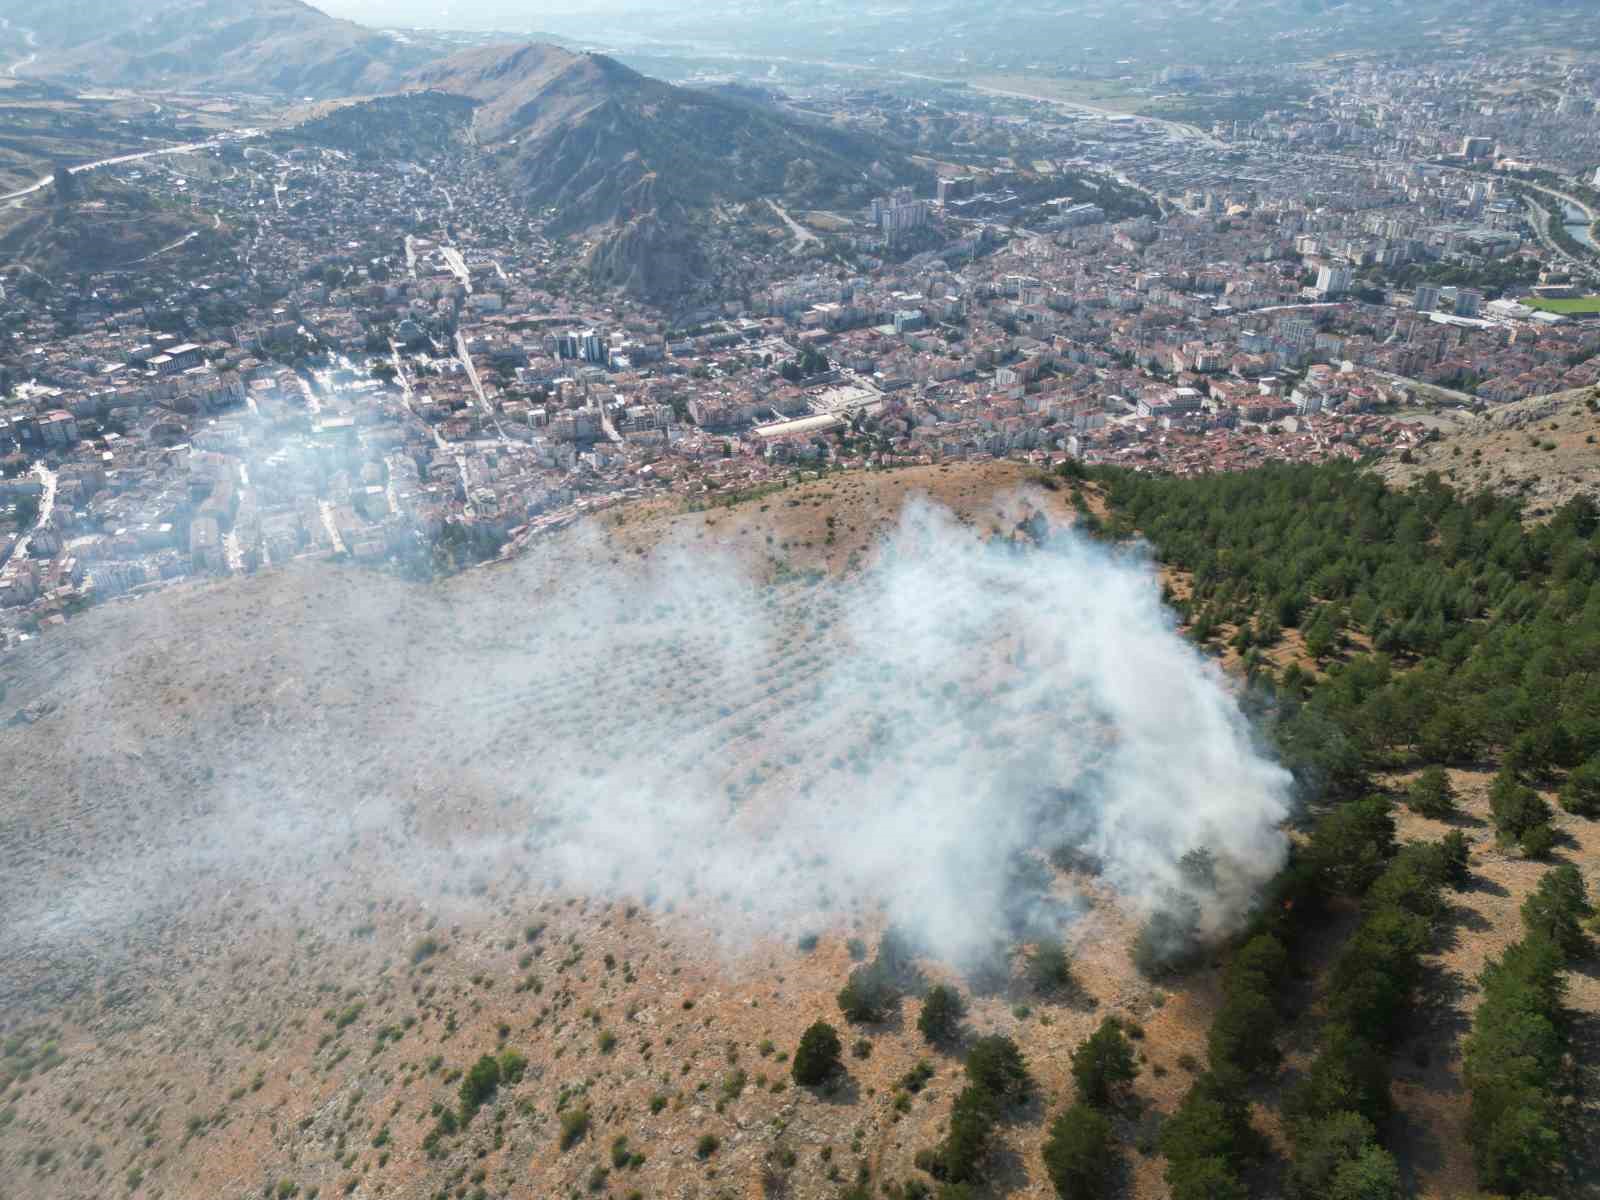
[4,494,1292,997]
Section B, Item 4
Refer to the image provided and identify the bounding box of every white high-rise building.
[1315,264,1353,297]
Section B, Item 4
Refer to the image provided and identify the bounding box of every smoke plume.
[3,494,1292,998]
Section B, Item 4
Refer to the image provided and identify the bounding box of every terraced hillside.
[1,463,1272,1200]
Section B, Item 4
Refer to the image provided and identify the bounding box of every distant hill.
[403,43,929,297]
[8,0,443,97]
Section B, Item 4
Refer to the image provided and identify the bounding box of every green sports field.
[1526,295,1600,314]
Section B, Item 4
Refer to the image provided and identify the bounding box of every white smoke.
[2,493,1292,998]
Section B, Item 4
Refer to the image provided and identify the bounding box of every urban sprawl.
[4,52,1600,640]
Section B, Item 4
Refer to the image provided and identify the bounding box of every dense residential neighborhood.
[3,47,1599,642]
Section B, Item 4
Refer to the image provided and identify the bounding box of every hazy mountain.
[404,43,928,296]
[7,0,444,96]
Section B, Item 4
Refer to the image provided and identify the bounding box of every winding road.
[8,463,57,567]
[1,132,259,204]
[1,18,37,78]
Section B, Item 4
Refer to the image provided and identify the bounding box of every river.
[1562,200,1597,250]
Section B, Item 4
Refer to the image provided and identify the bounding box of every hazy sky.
[316,0,682,30]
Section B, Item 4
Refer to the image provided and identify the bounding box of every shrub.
[1405,766,1456,818]
[838,962,898,1023]
[1070,1018,1139,1107]
[1207,989,1280,1078]
[918,985,966,1046]
[1464,936,1569,1195]
[792,1021,842,1086]
[1286,1110,1378,1199]
[1026,939,1077,994]
[1041,1103,1114,1200]
[1558,756,1600,816]
[458,1055,501,1123]
[1308,796,1395,895]
[1289,1022,1391,1129]
[559,1106,590,1150]
[1436,830,1471,889]
[1519,822,1557,858]
[937,1084,997,1183]
[1489,769,1551,844]
[696,1133,720,1159]
[964,1035,1030,1101]
[497,1049,526,1085]
[1160,1072,1256,1200]
[1519,865,1592,960]
[1131,892,1204,977]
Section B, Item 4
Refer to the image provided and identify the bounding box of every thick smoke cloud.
[517,496,1292,964]
[4,494,1291,997]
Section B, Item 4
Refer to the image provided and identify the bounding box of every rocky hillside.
[8,0,443,97]
[284,92,478,162]
[0,178,233,276]
[1375,385,1600,517]
[404,43,929,297]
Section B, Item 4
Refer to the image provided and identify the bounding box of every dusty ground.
[1384,768,1600,1200]
[0,462,1232,1200]
[1,459,1593,1200]
[1376,386,1600,517]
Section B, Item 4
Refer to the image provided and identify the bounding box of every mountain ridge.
[402,42,929,297]
[8,0,442,97]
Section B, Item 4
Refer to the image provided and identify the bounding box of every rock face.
[10,0,441,97]
[405,43,928,298]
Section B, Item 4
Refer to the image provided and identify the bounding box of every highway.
[0,137,233,203]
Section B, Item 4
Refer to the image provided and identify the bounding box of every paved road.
[454,329,508,440]
[681,50,1225,147]
[2,19,37,78]
[440,245,472,293]
[1,138,224,203]
[1510,188,1600,281]
[768,200,820,250]
[318,500,347,555]
[9,463,57,566]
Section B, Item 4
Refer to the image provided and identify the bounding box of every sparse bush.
[559,1106,590,1150]
[964,1035,1030,1101]
[918,985,966,1046]
[497,1049,526,1085]
[1131,892,1204,978]
[1026,939,1078,995]
[1405,767,1456,819]
[838,961,899,1023]
[1071,1018,1139,1107]
[793,1021,842,1086]
[696,1133,720,1159]
[458,1055,501,1123]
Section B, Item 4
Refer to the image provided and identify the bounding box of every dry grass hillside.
[0,462,1242,1200]
[1376,385,1600,516]
[1,459,1594,1200]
